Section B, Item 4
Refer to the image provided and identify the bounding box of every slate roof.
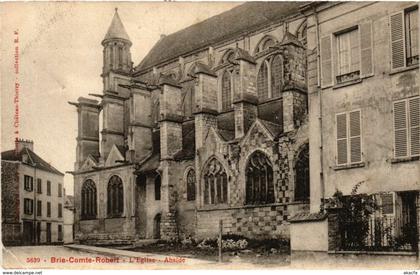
[103,9,131,43]
[1,148,64,176]
[135,2,304,72]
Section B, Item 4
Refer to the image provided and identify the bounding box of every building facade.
[291,1,419,255]
[70,2,311,244]
[63,194,75,244]
[1,139,65,245]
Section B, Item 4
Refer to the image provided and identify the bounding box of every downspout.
[313,6,326,213]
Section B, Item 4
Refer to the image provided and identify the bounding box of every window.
[47,202,51,217]
[271,55,283,98]
[393,97,420,158]
[380,193,395,215]
[336,28,360,83]
[295,144,310,201]
[390,7,419,69]
[47,181,51,196]
[203,158,228,205]
[245,151,274,205]
[37,200,42,216]
[37,179,42,194]
[58,203,62,218]
[24,175,33,191]
[107,175,123,217]
[24,198,33,215]
[81,179,97,220]
[255,37,276,54]
[186,169,196,201]
[221,70,232,111]
[58,183,62,197]
[405,7,419,66]
[320,22,373,87]
[154,175,161,201]
[257,55,283,101]
[336,110,362,166]
[257,61,269,100]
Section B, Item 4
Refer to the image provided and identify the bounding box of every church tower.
[100,8,133,160]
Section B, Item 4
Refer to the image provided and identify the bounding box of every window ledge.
[389,64,419,75]
[332,78,362,90]
[333,162,365,171]
[390,156,420,164]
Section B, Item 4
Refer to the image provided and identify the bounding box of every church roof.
[1,147,64,176]
[103,9,131,43]
[135,2,304,72]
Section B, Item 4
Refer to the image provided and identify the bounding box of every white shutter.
[390,11,406,70]
[394,100,409,158]
[350,110,362,163]
[336,113,348,165]
[409,97,420,156]
[321,35,333,87]
[359,21,374,77]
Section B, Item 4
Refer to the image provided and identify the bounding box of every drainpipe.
[313,5,326,213]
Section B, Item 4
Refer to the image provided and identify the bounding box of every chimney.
[15,138,34,152]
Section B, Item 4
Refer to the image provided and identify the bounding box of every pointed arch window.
[203,158,228,205]
[81,179,97,220]
[271,55,283,98]
[262,39,275,51]
[221,70,232,111]
[186,169,196,201]
[295,144,310,201]
[107,175,123,217]
[257,61,269,100]
[245,151,274,205]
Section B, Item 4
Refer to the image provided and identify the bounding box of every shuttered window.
[394,97,420,158]
[336,110,362,166]
[390,7,419,69]
[320,35,333,87]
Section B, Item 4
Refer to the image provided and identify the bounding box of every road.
[2,245,213,269]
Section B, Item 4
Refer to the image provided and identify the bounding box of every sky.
[1,1,241,195]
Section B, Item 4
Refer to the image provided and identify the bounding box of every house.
[290,1,419,257]
[69,2,310,245]
[63,194,75,244]
[1,139,65,245]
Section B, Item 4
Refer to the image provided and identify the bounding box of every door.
[22,221,34,245]
[46,223,51,244]
[153,214,161,239]
[36,222,41,244]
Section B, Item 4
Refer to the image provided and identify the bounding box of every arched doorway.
[153,214,161,239]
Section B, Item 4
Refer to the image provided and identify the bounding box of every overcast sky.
[1,2,241,195]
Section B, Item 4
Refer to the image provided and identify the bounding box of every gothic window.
[221,70,232,111]
[155,174,161,201]
[203,158,228,205]
[255,37,277,54]
[245,151,274,205]
[295,144,310,201]
[221,50,235,65]
[271,55,283,98]
[107,175,123,217]
[257,61,269,100]
[186,169,196,201]
[262,39,275,51]
[81,179,97,220]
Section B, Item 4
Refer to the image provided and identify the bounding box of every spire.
[103,8,131,44]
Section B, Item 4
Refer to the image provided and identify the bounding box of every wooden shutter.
[350,110,362,163]
[360,21,374,77]
[394,100,408,158]
[336,113,348,165]
[321,35,333,87]
[390,11,406,70]
[409,97,420,156]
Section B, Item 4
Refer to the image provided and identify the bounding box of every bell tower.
[101,8,133,91]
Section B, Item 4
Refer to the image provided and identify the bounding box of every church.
[70,2,310,245]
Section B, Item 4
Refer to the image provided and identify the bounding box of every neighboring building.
[291,2,419,256]
[70,2,310,245]
[1,139,65,245]
[63,194,75,244]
